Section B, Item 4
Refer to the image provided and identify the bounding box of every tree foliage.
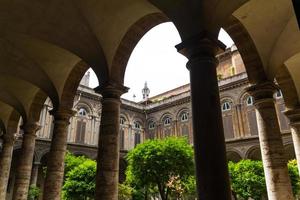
[27,185,41,200]
[125,137,194,200]
[63,160,96,200]
[229,160,266,200]
[64,152,88,175]
[62,152,133,200]
[229,159,300,200]
[118,183,133,200]
[288,159,300,197]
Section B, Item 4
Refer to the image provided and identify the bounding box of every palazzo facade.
[4,46,295,199]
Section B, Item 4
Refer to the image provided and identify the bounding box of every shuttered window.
[76,120,86,144]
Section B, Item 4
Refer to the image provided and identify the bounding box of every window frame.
[180,112,189,122]
[163,117,172,126]
[78,107,88,117]
[222,101,231,112]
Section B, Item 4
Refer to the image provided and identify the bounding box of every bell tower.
[142,82,150,101]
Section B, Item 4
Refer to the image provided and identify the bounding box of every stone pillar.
[13,122,40,200]
[95,82,128,200]
[176,36,232,200]
[43,109,74,200]
[0,134,16,200]
[247,82,293,200]
[284,108,300,176]
[30,162,40,186]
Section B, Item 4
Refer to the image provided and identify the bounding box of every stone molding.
[20,122,41,136]
[95,81,129,100]
[246,82,279,109]
[176,32,226,60]
[50,108,76,123]
[284,108,300,131]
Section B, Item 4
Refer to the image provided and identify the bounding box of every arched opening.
[246,147,262,161]
[227,151,242,163]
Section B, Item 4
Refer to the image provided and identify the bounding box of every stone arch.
[28,90,48,123]
[220,94,235,104]
[75,101,93,116]
[226,149,243,163]
[56,61,90,112]
[0,87,27,123]
[176,107,190,121]
[0,38,60,108]
[160,112,174,123]
[245,145,262,161]
[146,117,157,124]
[223,15,267,85]
[120,113,130,125]
[275,65,299,110]
[238,89,252,105]
[38,149,51,164]
[6,110,21,135]
[110,12,169,84]
[132,118,144,129]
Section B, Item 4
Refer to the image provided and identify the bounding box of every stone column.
[95,82,128,200]
[176,36,232,200]
[284,108,300,176]
[13,122,40,200]
[43,109,74,200]
[30,162,40,186]
[0,134,16,200]
[247,82,293,200]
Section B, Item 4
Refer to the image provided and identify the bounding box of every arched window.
[76,108,88,144]
[182,124,189,138]
[148,121,155,130]
[134,121,141,130]
[120,117,126,125]
[134,132,141,147]
[76,120,86,144]
[163,117,171,126]
[246,96,254,106]
[78,108,87,116]
[222,101,231,111]
[133,121,141,147]
[276,90,282,98]
[180,112,188,122]
[120,129,125,150]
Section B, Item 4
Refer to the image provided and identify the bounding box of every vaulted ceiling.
[0,0,299,133]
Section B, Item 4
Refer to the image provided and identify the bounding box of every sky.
[88,22,234,102]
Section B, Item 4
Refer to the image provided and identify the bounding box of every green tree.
[64,152,88,175]
[288,159,300,197]
[62,153,133,200]
[118,183,133,200]
[229,160,266,200]
[63,160,96,200]
[125,137,194,200]
[229,159,300,200]
[27,185,41,200]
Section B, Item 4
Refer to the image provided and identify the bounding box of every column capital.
[176,32,226,60]
[2,133,16,144]
[50,108,76,122]
[284,108,300,129]
[33,161,41,166]
[246,82,279,107]
[95,81,129,99]
[21,122,41,136]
